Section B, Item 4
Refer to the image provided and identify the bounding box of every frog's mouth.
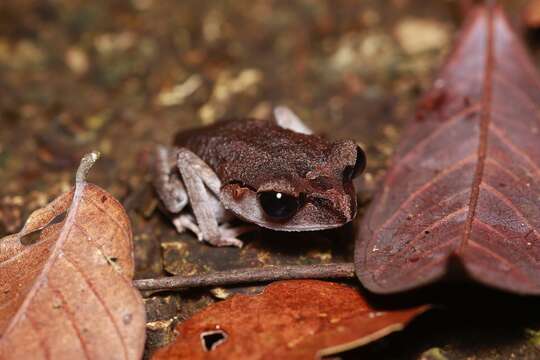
[252,220,346,232]
[220,183,356,232]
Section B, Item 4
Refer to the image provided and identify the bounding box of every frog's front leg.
[176,148,248,247]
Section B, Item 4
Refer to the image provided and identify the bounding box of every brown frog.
[154,107,366,247]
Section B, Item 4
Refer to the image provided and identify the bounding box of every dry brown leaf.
[152,280,428,360]
[0,153,146,360]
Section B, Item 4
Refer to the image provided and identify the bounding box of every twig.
[133,263,356,293]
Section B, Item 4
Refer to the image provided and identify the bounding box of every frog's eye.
[343,145,367,181]
[257,191,301,220]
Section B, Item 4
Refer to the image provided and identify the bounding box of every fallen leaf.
[152,280,427,360]
[355,6,540,294]
[0,153,146,359]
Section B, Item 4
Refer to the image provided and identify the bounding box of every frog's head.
[220,139,366,231]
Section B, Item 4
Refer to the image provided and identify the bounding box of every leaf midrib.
[460,7,495,252]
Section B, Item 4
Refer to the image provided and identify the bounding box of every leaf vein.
[467,239,537,287]
[374,208,467,274]
[490,125,540,178]
[49,285,91,360]
[480,183,539,240]
[62,255,129,360]
[373,155,475,236]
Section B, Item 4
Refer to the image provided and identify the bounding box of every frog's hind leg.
[153,145,189,213]
[219,223,257,240]
[176,148,245,248]
[172,214,201,239]
[172,204,255,242]
[171,193,228,240]
[273,106,313,135]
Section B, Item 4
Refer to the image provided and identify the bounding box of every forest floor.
[1,1,539,359]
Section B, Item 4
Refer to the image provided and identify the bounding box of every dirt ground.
[1,1,539,359]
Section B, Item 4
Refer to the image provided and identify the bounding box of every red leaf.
[355,6,540,294]
[152,280,427,360]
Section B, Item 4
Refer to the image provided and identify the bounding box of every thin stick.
[133,263,356,293]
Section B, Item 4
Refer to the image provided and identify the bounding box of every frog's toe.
[212,237,243,248]
[172,214,203,241]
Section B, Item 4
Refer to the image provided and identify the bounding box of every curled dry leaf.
[0,153,146,359]
[152,280,427,360]
[355,6,540,294]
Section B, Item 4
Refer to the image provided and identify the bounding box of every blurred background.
[1,1,539,359]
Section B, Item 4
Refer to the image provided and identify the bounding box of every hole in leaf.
[200,330,228,352]
[20,230,42,245]
[20,211,67,245]
[49,211,67,226]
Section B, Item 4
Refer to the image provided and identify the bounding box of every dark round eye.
[258,191,300,220]
[343,145,367,181]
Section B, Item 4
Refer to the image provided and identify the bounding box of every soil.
[1,1,538,359]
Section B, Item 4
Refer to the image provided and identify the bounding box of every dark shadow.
[333,256,540,359]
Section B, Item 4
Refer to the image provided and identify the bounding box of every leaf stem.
[133,263,356,293]
[76,151,100,184]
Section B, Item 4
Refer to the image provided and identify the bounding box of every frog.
[153,106,366,247]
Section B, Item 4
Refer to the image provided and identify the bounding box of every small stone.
[199,104,217,125]
[94,32,136,54]
[330,32,397,76]
[146,318,175,331]
[210,287,231,300]
[203,9,223,43]
[307,250,332,262]
[526,328,540,349]
[419,347,448,360]
[395,18,450,55]
[157,74,203,107]
[85,113,108,130]
[65,47,89,75]
[161,241,187,252]
[249,101,272,119]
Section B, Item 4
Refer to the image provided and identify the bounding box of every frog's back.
[174,118,334,188]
